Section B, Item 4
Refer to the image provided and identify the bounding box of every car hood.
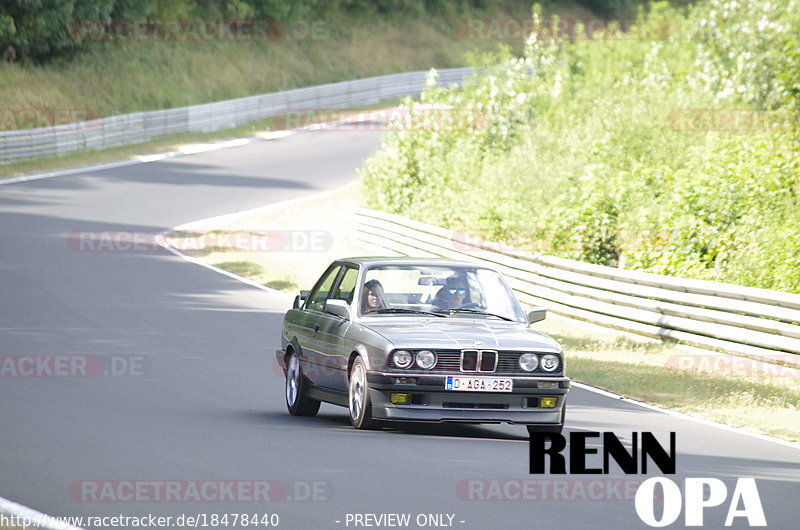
[362,318,561,352]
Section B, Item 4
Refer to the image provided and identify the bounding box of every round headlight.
[540,354,560,372]
[393,350,412,368]
[415,350,437,370]
[519,353,539,372]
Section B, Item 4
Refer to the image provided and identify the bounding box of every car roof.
[335,256,496,270]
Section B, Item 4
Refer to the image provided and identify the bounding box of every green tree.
[0,0,114,62]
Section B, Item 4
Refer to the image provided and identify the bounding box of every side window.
[331,267,358,304]
[306,266,341,312]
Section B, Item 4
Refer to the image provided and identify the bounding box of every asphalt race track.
[1,128,799,529]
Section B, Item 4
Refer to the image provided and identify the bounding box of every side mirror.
[293,290,310,309]
[324,299,350,319]
[527,306,547,324]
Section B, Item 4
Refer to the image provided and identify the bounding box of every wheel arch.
[347,351,360,377]
[347,343,373,375]
[284,337,302,364]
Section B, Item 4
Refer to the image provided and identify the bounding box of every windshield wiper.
[434,308,514,321]
[374,308,447,317]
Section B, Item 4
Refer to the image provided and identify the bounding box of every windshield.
[359,264,526,322]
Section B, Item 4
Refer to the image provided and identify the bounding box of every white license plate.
[445,376,513,392]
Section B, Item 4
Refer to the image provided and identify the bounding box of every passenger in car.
[362,279,388,313]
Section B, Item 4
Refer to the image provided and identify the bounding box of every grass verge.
[168,186,800,442]
[538,317,800,442]
[0,8,532,119]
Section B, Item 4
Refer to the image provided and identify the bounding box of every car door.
[321,266,359,392]
[295,264,342,388]
[305,265,358,390]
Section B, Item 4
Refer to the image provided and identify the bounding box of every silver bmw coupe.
[277,257,569,435]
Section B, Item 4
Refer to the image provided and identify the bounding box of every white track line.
[156,184,360,302]
[170,185,354,232]
[0,110,380,186]
[0,158,149,185]
[0,136,276,186]
[0,122,304,186]
[156,231,291,300]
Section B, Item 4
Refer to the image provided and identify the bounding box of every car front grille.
[459,349,498,372]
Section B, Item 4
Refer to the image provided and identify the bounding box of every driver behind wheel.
[432,276,470,309]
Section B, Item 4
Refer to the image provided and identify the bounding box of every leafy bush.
[362,0,800,293]
[687,0,800,109]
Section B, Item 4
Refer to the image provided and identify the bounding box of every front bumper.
[366,371,569,425]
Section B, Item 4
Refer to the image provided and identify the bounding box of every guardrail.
[353,208,800,367]
[0,67,472,165]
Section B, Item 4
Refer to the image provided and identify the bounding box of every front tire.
[285,352,320,417]
[348,356,378,430]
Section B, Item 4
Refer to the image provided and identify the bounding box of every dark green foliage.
[574,0,638,16]
[0,1,109,62]
[0,0,531,63]
[573,0,694,16]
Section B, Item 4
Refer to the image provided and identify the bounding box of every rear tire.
[348,356,378,430]
[285,352,320,417]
